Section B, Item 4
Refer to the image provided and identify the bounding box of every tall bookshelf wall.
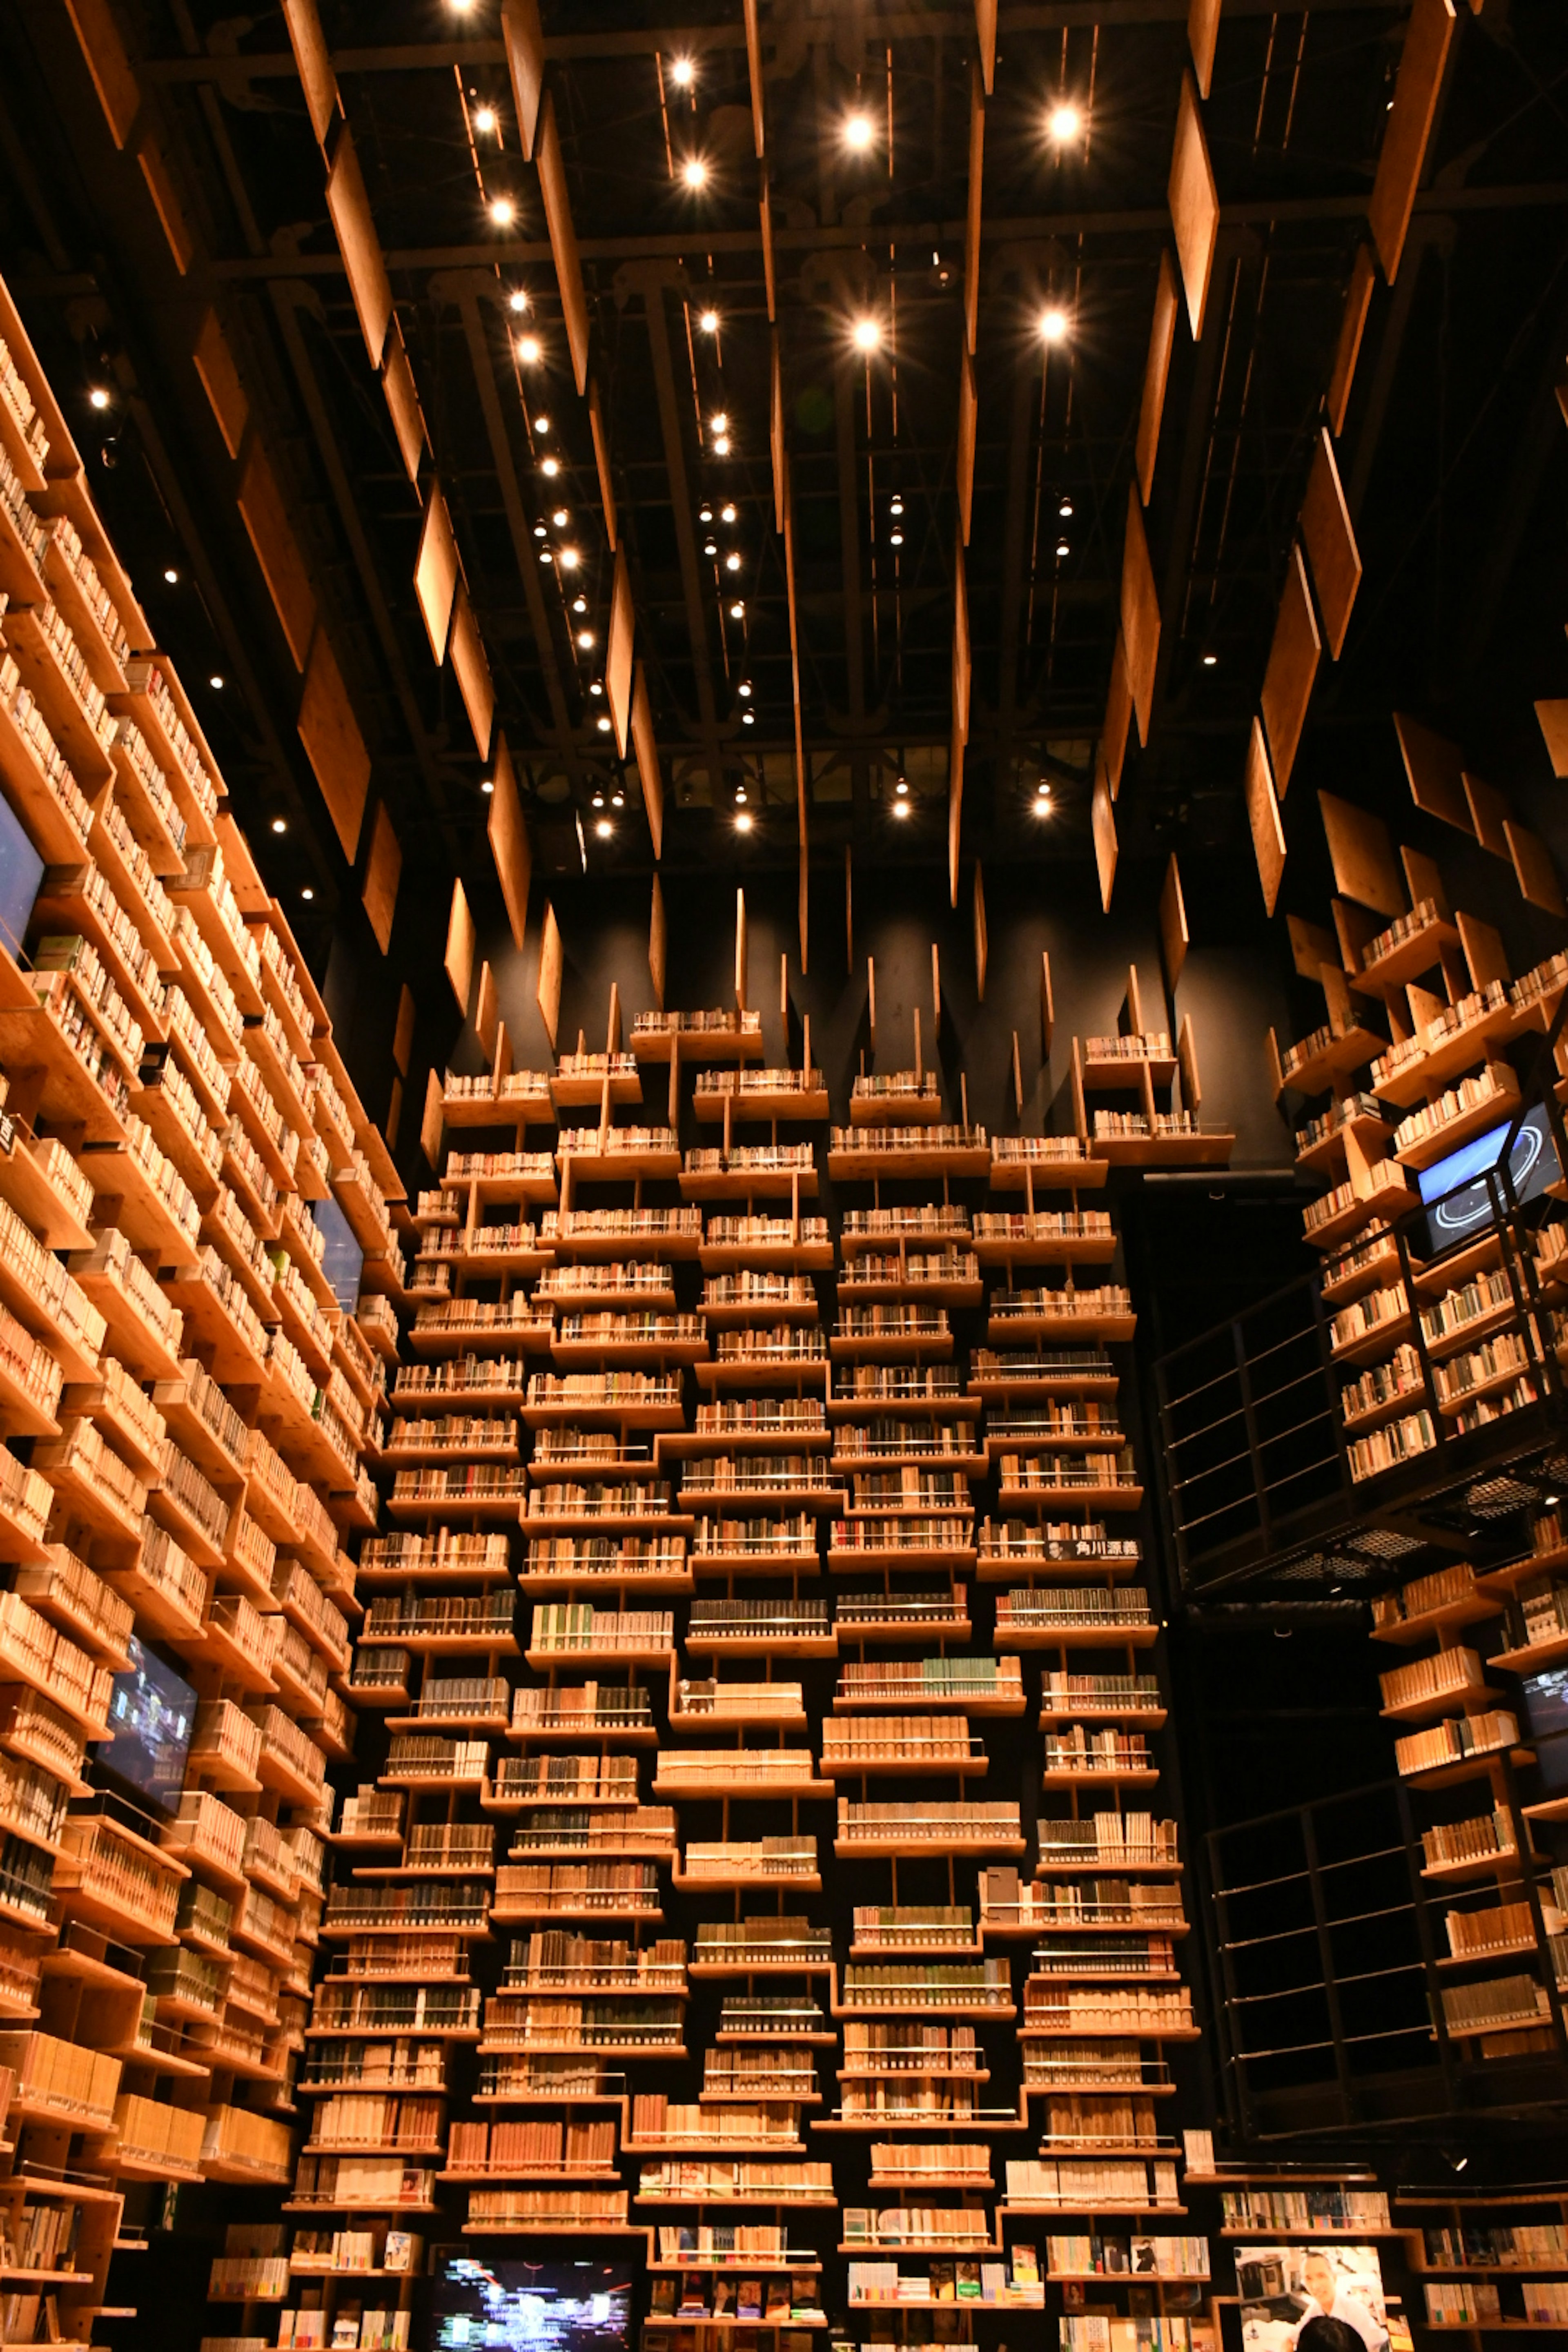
[0,270,405,2351]
[284,996,1247,2352]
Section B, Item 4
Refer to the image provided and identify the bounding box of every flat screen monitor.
[313,1193,365,1315]
[94,1636,197,1818]
[1521,1666,1568,1793]
[1418,1101,1560,1254]
[431,2256,633,2352]
[0,787,44,961]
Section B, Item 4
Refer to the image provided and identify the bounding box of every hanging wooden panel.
[536,95,591,397]
[1536,699,1568,778]
[1168,72,1219,339]
[487,734,532,952]
[1327,245,1376,437]
[973,862,988,1003]
[536,902,563,1053]
[1369,0,1458,285]
[1092,760,1118,913]
[414,485,460,664]
[1103,632,1134,800]
[283,0,339,147]
[361,803,402,955]
[1506,822,1566,918]
[964,66,985,359]
[1393,711,1470,831]
[325,129,393,370]
[649,873,667,1008]
[631,664,664,861]
[501,0,545,158]
[1136,252,1180,507]
[448,587,496,762]
[1159,853,1189,992]
[237,442,316,671]
[952,543,971,744]
[1300,429,1361,660]
[1188,0,1222,98]
[1259,542,1321,797]
[606,549,635,760]
[298,629,370,862]
[393,985,416,1078]
[193,310,249,461]
[588,381,617,551]
[1245,722,1286,917]
[420,1068,443,1170]
[957,347,978,546]
[382,318,430,487]
[444,881,475,1017]
[1120,488,1160,748]
[1463,771,1512,860]
[1319,791,1405,917]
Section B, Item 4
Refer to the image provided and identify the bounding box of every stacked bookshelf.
[0,268,401,2352]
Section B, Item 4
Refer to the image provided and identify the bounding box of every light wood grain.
[1245,722,1286,916]
[1168,72,1219,339]
[1260,541,1320,796]
[487,733,532,952]
[1300,428,1361,660]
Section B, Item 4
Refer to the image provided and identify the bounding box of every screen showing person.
[93,1636,197,1818]
[1237,2244,1389,2352]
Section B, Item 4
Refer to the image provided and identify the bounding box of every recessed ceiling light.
[890,530,904,547]
[1058,498,1074,518]
[597,715,612,732]
[490,196,516,227]
[533,524,547,539]
[670,57,695,88]
[699,507,714,523]
[209,674,225,689]
[889,497,904,517]
[1048,102,1083,144]
[704,540,719,557]
[592,792,605,808]
[682,156,708,189]
[89,387,110,410]
[1055,539,1069,557]
[473,106,498,135]
[737,682,751,698]
[1202,653,1218,668]
[577,630,595,650]
[271,817,287,834]
[843,112,874,152]
[517,335,542,364]
[480,779,494,795]
[590,681,604,697]
[742,711,754,725]
[611,791,624,808]
[534,416,550,434]
[699,310,719,334]
[1040,307,1069,343]
[163,566,179,584]
[539,549,552,564]
[301,886,314,901]
[852,317,881,352]
[895,776,909,795]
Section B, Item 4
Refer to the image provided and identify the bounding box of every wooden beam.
[444,878,475,1016]
[973,863,988,1003]
[931,944,942,1040]
[735,889,749,1011]
[500,0,545,159]
[964,64,985,359]
[1041,951,1055,1054]
[974,0,997,94]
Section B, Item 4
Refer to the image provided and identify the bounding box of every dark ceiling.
[1,0,1566,938]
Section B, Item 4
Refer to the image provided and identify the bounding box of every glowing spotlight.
[710,414,728,434]
[1047,102,1082,144]
[552,508,569,527]
[735,786,747,804]
[895,776,909,796]
[699,310,720,334]
[560,548,581,570]
[533,525,547,540]
[611,791,624,808]
[1040,307,1069,343]
[534,416,550,434]
[480,779,494,795]
[843,112,874,152]
[592,793,604,810]
[889,497,904,516]
[301,887,315,901]
[1202,653,1219,668]
[670,57,695,89]
[1058,498,1074,518]
[517,335,542,364]
[597,715,612,733]
[681,156,709,190]
[474,106,498,136]
[541,457,559,478]
[164,566,179,584]
[735,811,754,833]
[725,552,741,573]
[713,434,731,455]
[590,681,604,698]
[539,549,553,564]
[271,817,287,835]
[572,596,588,614]
[729,601,745,619]
[852,317,881,353]
[596,818,613,837]
[89,387,110,410]
[1034,780,1054,813]
[889,530,904,547]
[721,504,736,523]
[209,675,225,690]
[742,711,754,725]
[1055,539,1070,558]
[577,630,595,650]
[892,798,910,819]
[508,289,530,313]
[490,196,516,227]
[737,681,751,698]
